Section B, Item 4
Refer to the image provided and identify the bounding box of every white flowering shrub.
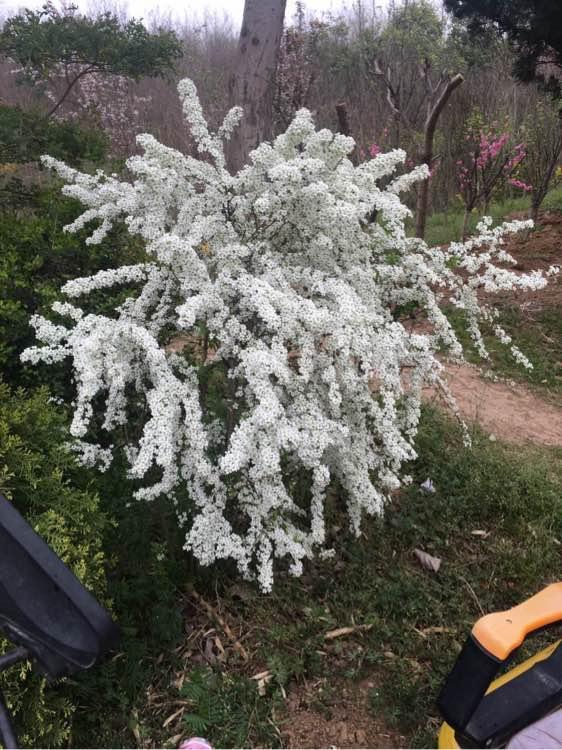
[23,79,559,590]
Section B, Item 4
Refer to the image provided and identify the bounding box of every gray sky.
[0,0,349,25]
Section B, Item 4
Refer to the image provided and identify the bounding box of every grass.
[234,411,562,747]
[415,184,562,247]
[87,408,562,749]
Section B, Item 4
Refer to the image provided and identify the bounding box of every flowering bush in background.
[46,68,152,155]
[23,79,558,590]
[456,115,531,238]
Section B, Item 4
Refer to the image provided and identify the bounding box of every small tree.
[456,115,529,239]
[0,2,182,119]
[520,98,562,223]
[273,2,316,131]
[24,80,557,590]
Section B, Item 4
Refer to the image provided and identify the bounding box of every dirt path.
[426,363,562,447]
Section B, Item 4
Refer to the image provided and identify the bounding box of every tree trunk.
[415,73,463,239]
[531,201,540,225]
[227,0,287,173]
[530,149,561,225]
[335,101,359,165]
[461,208,471,241]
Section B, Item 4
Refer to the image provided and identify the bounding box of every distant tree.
[0,2,182,118]
[273,1,316,131]
[520,97,562,223]
[365,1,465,238]
[370,1,464,149]
[444,0,562,94]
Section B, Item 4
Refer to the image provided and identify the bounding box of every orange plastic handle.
[473,583,562,661]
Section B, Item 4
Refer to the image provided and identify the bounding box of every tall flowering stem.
[23,80,558,590]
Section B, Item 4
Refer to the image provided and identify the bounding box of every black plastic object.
[460,641,562,747]
[438,635,502,733]
[0,493,119,680]
[439,637,562,748]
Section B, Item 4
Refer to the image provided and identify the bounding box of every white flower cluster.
[23,80,557,590]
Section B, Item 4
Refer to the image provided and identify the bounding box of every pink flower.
[509,178,532,192]
[369,143,381,158]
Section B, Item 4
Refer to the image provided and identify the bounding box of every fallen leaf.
[420,477,436,494]
[203,636,217,664]
[130,709,141,747]
[414,548,442,572]
[324,624,373,640]
[166,735,183,746]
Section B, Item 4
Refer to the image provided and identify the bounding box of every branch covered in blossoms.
[23,79,558,590]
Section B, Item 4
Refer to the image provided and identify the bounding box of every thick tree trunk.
[227,0,287,173]
[415,73,464,239]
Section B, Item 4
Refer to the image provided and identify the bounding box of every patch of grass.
[416,194,532,247]
[543,184,562,213]
[446,304,562,401]
[417,183,562,247]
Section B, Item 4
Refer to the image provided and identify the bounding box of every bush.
[25,79,558,591]
[0,186,144,389]
[0,381,111,747]
[0,104,107,166]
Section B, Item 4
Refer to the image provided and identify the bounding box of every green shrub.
[0,381,111,748]
[0,104,107,166]
[0,187,144,389]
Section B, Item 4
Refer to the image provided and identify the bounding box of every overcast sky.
[0,0,354,25]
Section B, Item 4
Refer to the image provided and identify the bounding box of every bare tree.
[415,69,464,238]
[521,97,562,223]
[227,0,287,172]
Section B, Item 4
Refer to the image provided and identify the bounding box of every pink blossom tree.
[456,116,530,239]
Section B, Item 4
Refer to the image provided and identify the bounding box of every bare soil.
[498,210,562,311]
[281,678,405,749]
[426,362,562,447]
